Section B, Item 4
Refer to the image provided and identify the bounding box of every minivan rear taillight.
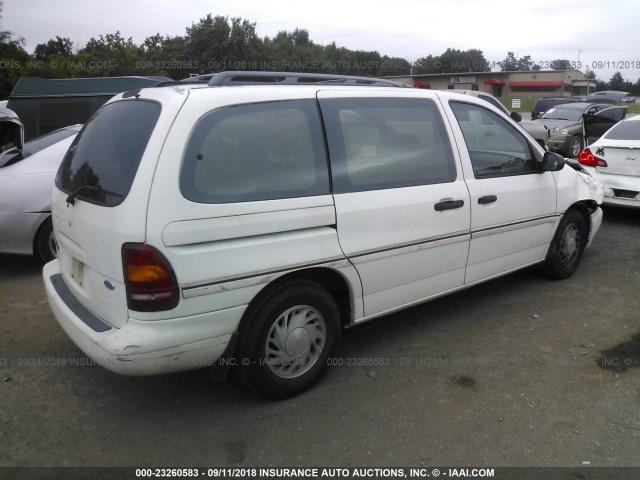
[122,243,179,312]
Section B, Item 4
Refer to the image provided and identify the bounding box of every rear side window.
[320,97,456,193]
[604,120,640,140]
[180,100,329,204]
[57,100,160,206]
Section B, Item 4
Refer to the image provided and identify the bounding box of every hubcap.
[559,224,580,267]
[265,305,326,379]
[570,139,581,157]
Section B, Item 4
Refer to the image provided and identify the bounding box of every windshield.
[540,106,584,121]
[56,100,160,207]
[23,127,80,157]
[0,126,80,168]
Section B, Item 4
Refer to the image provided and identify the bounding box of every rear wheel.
[236,280,341,398]
[35,217,57,263]
[540,210,587,279]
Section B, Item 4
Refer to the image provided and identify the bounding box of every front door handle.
[434,199,465,211]
[478,195,497,205]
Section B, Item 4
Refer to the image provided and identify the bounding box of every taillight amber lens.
[122,243,179,312]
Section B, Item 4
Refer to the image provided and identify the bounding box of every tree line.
[1,11,639,99]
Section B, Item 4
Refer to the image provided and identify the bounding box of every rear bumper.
[602,196,640,208]
[586,168,640,209]
[43,260,242,376]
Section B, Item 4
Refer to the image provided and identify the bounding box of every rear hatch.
[51,89,186,328]
[593,145,640,177]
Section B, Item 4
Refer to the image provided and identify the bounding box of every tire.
[568,136,583,158]
[35,217,58,263]
[236,280,341,398]
[540,210,587,280]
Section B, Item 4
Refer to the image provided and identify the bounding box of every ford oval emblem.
[104,280,116,291]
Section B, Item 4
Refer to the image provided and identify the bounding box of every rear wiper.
[66,184,123,206]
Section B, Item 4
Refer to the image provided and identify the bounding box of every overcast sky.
[4,0,640,83]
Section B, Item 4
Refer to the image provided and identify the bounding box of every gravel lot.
[1,206,639,472]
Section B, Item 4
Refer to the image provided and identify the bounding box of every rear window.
[180,100,329,204]
[56,100,160,207]
[604,120,640,141]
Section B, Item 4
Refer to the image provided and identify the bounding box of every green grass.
[497,96,537,113]
[626,103,640,114]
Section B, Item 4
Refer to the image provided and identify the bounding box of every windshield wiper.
[66,184,123,206]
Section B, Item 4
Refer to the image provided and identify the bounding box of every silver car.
[0,124,81,262]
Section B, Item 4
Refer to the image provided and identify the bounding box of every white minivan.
[43,72,604,398]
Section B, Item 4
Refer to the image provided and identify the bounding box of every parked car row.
[531,96,583,120]
[534,102,626,157]
[0,77,635,266]
[2,70,638,398]
[531,91,629,121]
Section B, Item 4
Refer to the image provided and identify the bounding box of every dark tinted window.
[39,101,92,135]
[320,97,456,193]
[57,100,160,206]
[604,120,640,140]
[450,101,535,178]
[180,100,329,204]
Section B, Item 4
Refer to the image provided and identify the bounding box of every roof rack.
[179,71,410,88]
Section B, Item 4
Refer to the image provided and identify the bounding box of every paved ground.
[1,206,639,470]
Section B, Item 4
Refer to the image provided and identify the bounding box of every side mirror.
[0,146,23,168]
[510,111,522,123]
[540,151,565,172]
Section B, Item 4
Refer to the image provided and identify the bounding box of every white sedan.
[578,115,640,208]
[0,125,81,261]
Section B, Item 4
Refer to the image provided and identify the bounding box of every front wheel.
[236,280,341,398]
[540,210,587,280]
[568,136,583,158]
